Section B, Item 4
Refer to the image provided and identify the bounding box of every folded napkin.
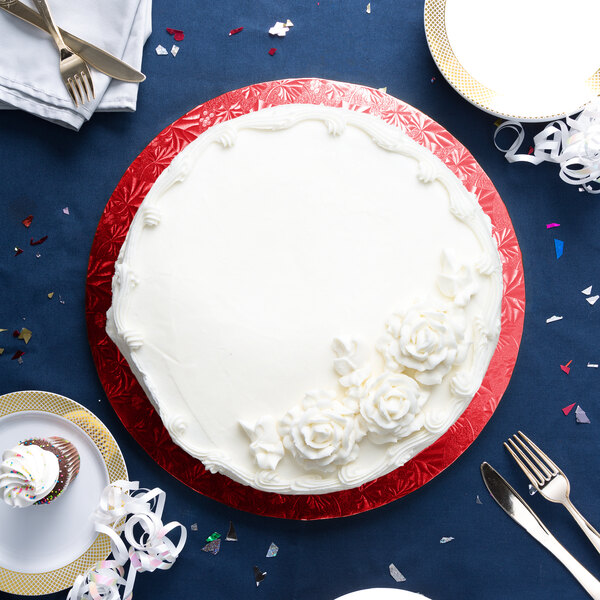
[0,0,152,130]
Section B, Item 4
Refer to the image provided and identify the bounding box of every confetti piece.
[22,215,33,228]
[268,48,277,56]
[11,350,24,360]
[155,45,168,55]
[576,406,591,424]
[546,315,563,323]
[202,539,221,554]
[266,542,279,557]
[190,523,198,531]
[582,286,593,295]
[47,292,54,299]
[269,22,289,36]
[229,27,244,36]
[389,563,406,583]
[171,45,180,57]
[226,521,238,541]
[18,328,32,344]
[588,363,598,368]
[12,330,19,337]
[528,484,537,495]
[206,531,221,542]
[378,87,387,93]
[0,348,3,355]
[527,146,534,155]
[30,235,48,246]
[494,118,504,127]
[62,207,70,215]
[166,28,184,41]
[253,566,267,586]
[17,357,23,365]
[587,295,599,305]
[476,495,482,505]
[284,19,294,27]
[562,402,576,416]
[0,329,6,333]
[440,537,454,544]
[546,223,560,228]
[59,295,65,305]
[14,248,23,256]
[560,360,572,375]
[554,239,564,259]
[366,2,371,13]
[430,76,436,83]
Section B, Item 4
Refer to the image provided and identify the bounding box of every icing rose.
[436,249,478,307]
[359,373,429,444]
[377,302,468,386]
[0,444,59,508]
[279,391,364,472]
[240,415,285,471]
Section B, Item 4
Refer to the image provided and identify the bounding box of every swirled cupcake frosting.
[0,443,59,508]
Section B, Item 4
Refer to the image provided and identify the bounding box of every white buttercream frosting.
[106,103,503,494]
[0,444,59,507]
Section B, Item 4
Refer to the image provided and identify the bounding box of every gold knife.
[0,0,145,83]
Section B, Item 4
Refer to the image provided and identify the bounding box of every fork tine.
[73,75,86,105]
[79,72,91,102]
[517,430,560,474]
[83,71,95,100]
[507,437,549,485]
[66,79,79,107]
[512,435,553,480]
[504,441,541,487]
[68,77,83,106]
[507,438,546,487]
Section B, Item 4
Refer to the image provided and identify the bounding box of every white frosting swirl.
[279,391,364,472]
[436,249,478,307]
[0,444,59,507]
[359,373,429,444]
[378,302,468,386]
[240,415,285,470]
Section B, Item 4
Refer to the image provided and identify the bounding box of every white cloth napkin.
[0,0,152,130]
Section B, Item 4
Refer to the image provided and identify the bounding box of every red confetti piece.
[11,350,24,360]
[12,330,19,338]
[14,248,23,256]
[562,402,576,416]
[30,235,48,246]
[166,28,184,41]
[22,215,33,228]
[229,27,244,36]
[528,146,534,155]
[268,48,277,56]
[560,359,572,374]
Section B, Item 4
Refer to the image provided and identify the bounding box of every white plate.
[0,391,127,595]
[425,0,600,121]
[335,590,431,600]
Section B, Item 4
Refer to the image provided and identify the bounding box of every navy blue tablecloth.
[2,1,600,599]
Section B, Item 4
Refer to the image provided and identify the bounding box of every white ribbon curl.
[494,99,600,193]
[67,481,187,600]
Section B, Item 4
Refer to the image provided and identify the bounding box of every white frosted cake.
[106,104,503,494]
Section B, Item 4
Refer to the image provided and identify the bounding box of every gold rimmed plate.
[0,390,127,595]
[425,0,600,122]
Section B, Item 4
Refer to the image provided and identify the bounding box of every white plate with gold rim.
[425,0,600,122]
[335,590,431,600]
[0,390,127,596]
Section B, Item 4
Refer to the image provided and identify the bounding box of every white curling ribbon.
[494,98,600,193]
[68,481,187,600]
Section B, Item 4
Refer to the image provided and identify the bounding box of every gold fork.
[32,0,94,107]
[505,431,600,555]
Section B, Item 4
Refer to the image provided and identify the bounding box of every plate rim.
[0,390,128,596]
[423,0,600,122]
[86,77,525,520]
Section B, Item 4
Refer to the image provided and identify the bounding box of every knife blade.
[0,0,145,83]
[481,462,600,600]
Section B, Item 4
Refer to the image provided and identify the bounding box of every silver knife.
[481,462,600,600]
[0,0,145,83]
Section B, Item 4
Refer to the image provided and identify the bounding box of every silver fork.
[505,431,600,555]
[32,0,94,107]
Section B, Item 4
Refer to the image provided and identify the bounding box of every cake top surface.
[107,104,503,494]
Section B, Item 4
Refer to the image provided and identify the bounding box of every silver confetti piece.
[389,563,406,582]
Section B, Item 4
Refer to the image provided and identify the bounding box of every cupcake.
[0,437,80,507]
